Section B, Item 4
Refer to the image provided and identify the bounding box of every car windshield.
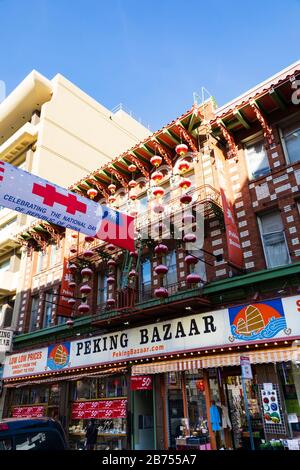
[15,430,65,450]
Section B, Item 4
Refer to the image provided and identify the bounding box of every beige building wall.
[0,69,151,330]
[32,74,150,186]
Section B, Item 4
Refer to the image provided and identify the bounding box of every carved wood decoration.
[30,231,47,252]
[88,179,110,200]
[152,140,173,168]
[216,119,238,159]
[42,224,62,246]
[174,122,198,153]
[127,153,150,180]
[108,166,129,188]
[249,100,274,146]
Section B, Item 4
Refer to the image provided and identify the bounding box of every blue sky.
[1,0,300,131]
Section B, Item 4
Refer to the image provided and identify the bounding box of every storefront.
[2,295,300,450]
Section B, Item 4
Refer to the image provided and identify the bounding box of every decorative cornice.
[216,119,238,159]
[174,122,198,153]
[42,224,62,246]
[249,100,274,146]
[108,166,128,188]
[127,153,150,180]
[151,140,173,168]
[30,231,47,252]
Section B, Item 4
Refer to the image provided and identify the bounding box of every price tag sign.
[130,376,152,391]
[240,356,253,379]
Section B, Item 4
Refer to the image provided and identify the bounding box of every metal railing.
[94,279,203,317]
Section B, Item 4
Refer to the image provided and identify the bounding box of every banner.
[0,160,134,251]
[214,150,243,270]
[58,230,76,318]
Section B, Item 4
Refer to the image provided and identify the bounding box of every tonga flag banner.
[0,160,134,251]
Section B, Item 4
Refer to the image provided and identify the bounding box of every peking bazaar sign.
[71,399,127,419]
[0,160,134,251]
[4,295,300,380]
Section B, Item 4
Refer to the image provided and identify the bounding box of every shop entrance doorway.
[132,389,155,450]
[223,372,265,449]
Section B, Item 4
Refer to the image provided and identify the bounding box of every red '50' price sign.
[130,376,152,391]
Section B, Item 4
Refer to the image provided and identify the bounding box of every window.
[258,212,290,268]
[163,250,178,287]
[29,296,39,332]
[49,244,58,267]
[43,291,53,329]
[36,251,46,273]
[245,139,270,179]
[0,258,10,274]
[192,250,207,282]
[281,121,300,164]
[97,272,107,305]
[15,431,65,450]
[139,259,151,301]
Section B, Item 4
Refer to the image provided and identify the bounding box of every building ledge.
[12,262,300,348]
[0,122,39,162]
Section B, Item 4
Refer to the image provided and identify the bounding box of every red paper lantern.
[150,155,162,167]
[175,144,188,156]
[180,194,192,204]
[107,298,116,306]
[85,236,94,243]
[153,203,164,214]
[186,273,202,284]
[66,319,74,328]
[152,187,165,198]
[178,159,190,173]
[80,284,92,295]
[108,183,116,194]
[128,179,137,189]
[182,214,196,225]
[78,303,90,314]
[179,178,192,190]
[81,267,93,278]
[68,281,76,289]
[130,251,139,258]
[183,233,197,243]
[83,249,94,258]
[107,244,115,251]
[107,276,116,284]
[196,379,205,392]
[71,233,78,239]
[87,188,98,199]
[151,171,163,183]
[154,287,169,298]
[128,164,137,173]
[155,264,169,276]
[70,246,77,254]
[184,255,199,265]
[129,270,137,278]
[129,190,137,201]
[108,195,116,204]
[68,298,76,306]
[154,244,168,255]
[69,264,77,273]
[107,259,117,268]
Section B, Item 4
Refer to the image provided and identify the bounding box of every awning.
[4,367,127,388]
[132,359,202,376]
[131,347,299,375]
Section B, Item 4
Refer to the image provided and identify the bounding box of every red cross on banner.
[32,183,87,215]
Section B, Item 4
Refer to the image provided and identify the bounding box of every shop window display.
[277,362,300,438]
[68,375,128,450]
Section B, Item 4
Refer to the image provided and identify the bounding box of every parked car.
[0,417,69,450]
